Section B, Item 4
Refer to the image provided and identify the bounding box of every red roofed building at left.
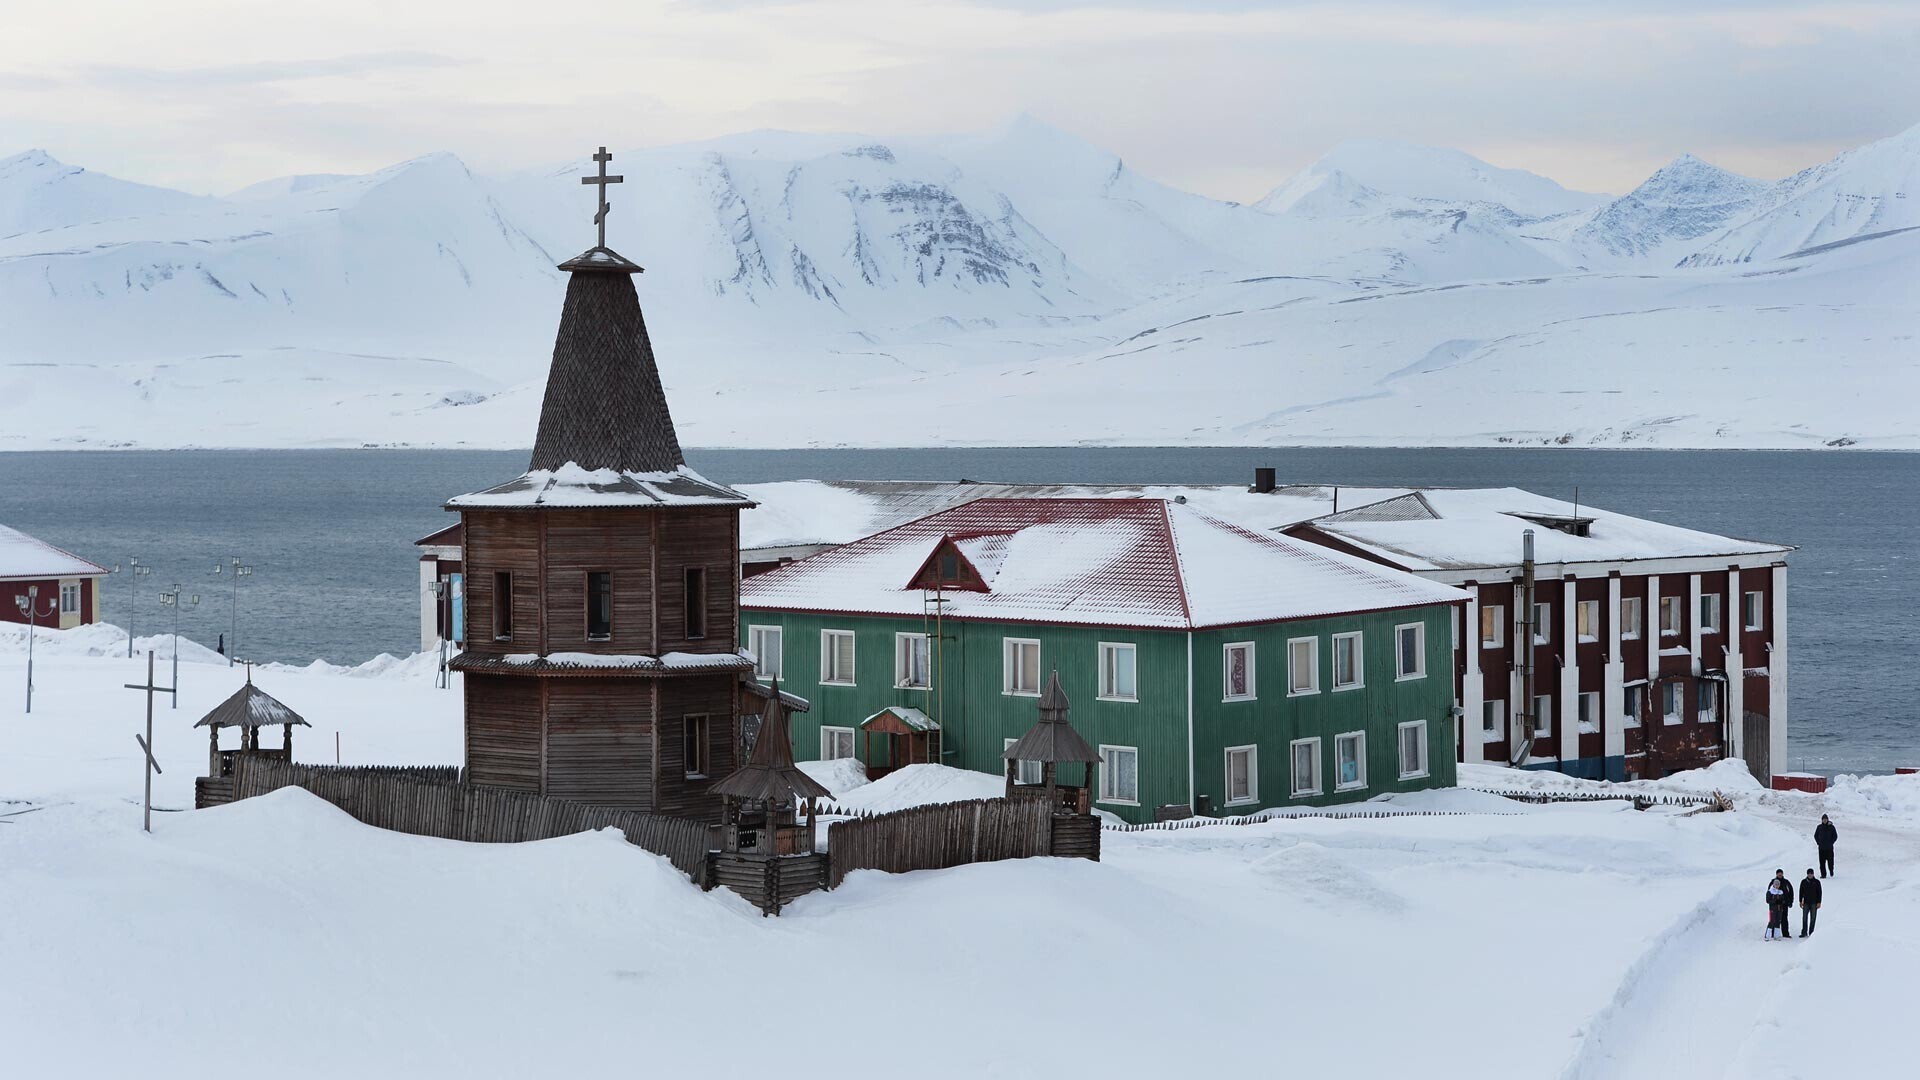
[0,524,109,628]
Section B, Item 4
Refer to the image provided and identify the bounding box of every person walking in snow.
[1799,869,1823,937]
[1765,870,1794,939]
[1815,815,1838,878]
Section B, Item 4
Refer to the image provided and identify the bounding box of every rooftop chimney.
[1251,467,1277,494]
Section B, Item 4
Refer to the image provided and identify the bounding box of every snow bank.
[798,757,871,798]
[0,621,226,664]
[824,764,1004,813]
[1459,759,1762,799]
[1818,772,1920,822]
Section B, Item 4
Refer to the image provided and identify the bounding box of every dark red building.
[1,524,108,630]
[1285,488,1792,782]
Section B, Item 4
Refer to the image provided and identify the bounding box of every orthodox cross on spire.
[580,146,624,249]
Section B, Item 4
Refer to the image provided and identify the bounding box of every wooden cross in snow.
[580,146,624,249]
[123,650,174,834]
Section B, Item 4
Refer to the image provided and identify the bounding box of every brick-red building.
[1284,489,1792,782]
[1,524,108,631]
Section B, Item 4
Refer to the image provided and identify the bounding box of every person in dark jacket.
[1815,815,1838,877]
[1766,870,1794,940]
[1799,869,1823,937]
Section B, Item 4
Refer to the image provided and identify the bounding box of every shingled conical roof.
[1004,669,1099,765]
[712,680,831,804]
[527,247,683,473]
[193,680,310,730]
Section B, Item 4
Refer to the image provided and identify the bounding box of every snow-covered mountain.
[1,118,1915,450]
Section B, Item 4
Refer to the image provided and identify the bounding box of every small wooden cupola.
[1003,669,1100,813]
[907,532,1010,592]
[711,680,831,857]
[194,674,311,780]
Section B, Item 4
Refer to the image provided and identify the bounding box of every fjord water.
[1,448,1910,773]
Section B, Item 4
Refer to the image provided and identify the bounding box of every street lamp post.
[157,585,201,710]
[15,586,56,714]
[212,558,253,667]
[114,559,152,658]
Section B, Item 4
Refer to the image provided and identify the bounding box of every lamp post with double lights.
[15,585,56,714]
[114,559,153,657]
[212,558,253,667]
[158,585,201,709]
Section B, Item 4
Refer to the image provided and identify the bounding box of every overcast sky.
[3,1,1915,201]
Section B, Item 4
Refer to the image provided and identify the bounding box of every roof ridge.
[1158,500,1195,628]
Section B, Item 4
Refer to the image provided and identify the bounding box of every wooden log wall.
[544,679,653,808]
[543,513,655,654]
[465,675,542,793]
[654,509,739,654]
[825,798,1054,889]
[652,677,737,822]
[230,757,711,880]
[707,851,829,915]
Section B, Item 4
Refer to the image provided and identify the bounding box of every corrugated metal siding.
[1191,607,1458,812]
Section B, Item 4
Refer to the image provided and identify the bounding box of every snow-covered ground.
[3,624,1916,1078]
[3,118,1916,450]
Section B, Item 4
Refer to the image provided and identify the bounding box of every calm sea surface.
[1,448,1913,773]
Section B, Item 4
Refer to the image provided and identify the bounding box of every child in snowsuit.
[1766,870,1794,939]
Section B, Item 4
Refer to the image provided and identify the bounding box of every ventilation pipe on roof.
[1511,529,1537,768]
[1251,467,1276,494]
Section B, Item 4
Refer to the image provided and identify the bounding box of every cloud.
[0,1,1912,199]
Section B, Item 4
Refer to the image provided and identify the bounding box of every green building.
[740,497,1467,823]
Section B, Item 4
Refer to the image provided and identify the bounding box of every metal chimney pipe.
[1252,467,1276,494]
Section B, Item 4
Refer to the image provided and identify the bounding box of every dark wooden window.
[492,571,513,641]
[938,551,960,581]
[586,571,612,641]
[684,714,710,778]
[684,567,707,639]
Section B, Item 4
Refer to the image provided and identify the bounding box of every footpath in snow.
[2,624,1916,1079]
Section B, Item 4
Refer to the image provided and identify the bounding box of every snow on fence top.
[0,523,110,581]
[743,497,1465,630]
[1295,487,1791,571]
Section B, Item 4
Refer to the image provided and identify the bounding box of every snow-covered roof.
[447,463,752,510]
[863,706,941,732]
[194,681,310,730]
[453,649,755,675]
[0,524,110,581]
[743,498,1465,631]
[735,480,1407,553]
[1292,488,1790,572]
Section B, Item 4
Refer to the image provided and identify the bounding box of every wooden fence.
[1462,786,1728,808]
[231,757,713,881]
[825,798,1054,889]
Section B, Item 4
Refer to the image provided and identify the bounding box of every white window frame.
[1533,694,1553,737]
[1393,623,1425,681]
[1097,744,1139,806]
[1396,720,1429,780]
[1576,599,1599,643]
[1742,591,1765,631]
[1222,641,1256,701]
[894,631,931,690]
[1331,631,1364,691]
[58,581,80,614]
[1620,596,1643,641]
[1532,602,1552,645]
[1659,595,1683,637]
[1699,593,1722,634]
[1002,637,1041,697]
[1287,636,1319,696]
[1334,732,1367,792]
[1225,745,1258,806]
[1481,604,1505,649]
[1482,699,1506,741]
[1289,737,1322,798]
[1098,641,1138,702]
[1004,738,1043,785]
[748,624,783,681]
[1578,691,1600,733]
[820,629,856,686]
[1661,682,1683,725]
[821,726,856,761]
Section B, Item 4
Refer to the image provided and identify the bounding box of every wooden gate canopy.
[194,678,310,776]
